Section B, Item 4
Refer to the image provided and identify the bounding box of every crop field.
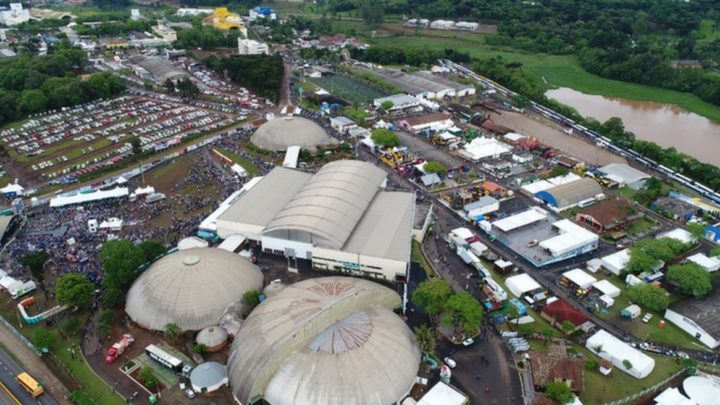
[0,95,237,186]
[309,74,388,104]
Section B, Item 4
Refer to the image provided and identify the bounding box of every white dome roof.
[227,276,419,405]
[251,116,336,151]
[196,326,228,348]
[126,248,263,331]
[190,362,228,392]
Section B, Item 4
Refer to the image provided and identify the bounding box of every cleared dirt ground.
[490,111,627,166]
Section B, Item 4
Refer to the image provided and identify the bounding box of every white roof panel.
[585,329,655,379]
[492,208,547,232]
[562,268,597,289]
[687,253,720,272]
[521,180,554,194]
[592,279,621,298]
[418,381,467,405]
[505,273,541,297]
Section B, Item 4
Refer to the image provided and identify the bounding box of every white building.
[214,161,415,282]
[598,163,651,190]
[539,219,599,259]
[0,4,30,26]
[600,249,630,275]
[459,137,512,161]
[585,329,655,379]
[562,268,597,289]
[130,9,142,21]
[657,228,696,244]
[152,24,177,42]
[175,8,214,17]
[329,116,357,133]
[373,94,422,114]
[686,253,720,272]
[282,145,300,169]
[430,20,455,30]
[417,381,468,405]
[455,21,479,31]
[238,38,269,55]
[505,273,542,298]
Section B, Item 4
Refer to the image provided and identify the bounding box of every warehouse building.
[362,67,472,100]
[665,282,720,349]
[125,248,263,331]
[373,94,422,114]
[228,277,419,405]
[534,178,603,212]
[598,163,651,189]
[129,56,188,83]
[215,160,415,281]
[251,116,337,151]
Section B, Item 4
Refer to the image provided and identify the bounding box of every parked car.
[462,338,474,346]
[642,313,653,323]
[443,357,456,368]
[185,389,196,399]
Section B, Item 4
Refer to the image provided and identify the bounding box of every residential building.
[541,298,591,334]
[249,6,276,21]
[0,4,30,26]
[530,353,584,392]
[576,199,643,232]
[237,38,269,55]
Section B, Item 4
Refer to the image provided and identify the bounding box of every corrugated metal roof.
[265,161,387,249]
[228,277,418,405]
[543,178,602,208]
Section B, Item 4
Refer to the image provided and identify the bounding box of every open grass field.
[412,240,435,277]
[367,34,720,123]
[573,344,682,404]
[215,147,260,177]
[309,74,388,104]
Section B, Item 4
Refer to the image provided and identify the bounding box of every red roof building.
[541,299,591,334]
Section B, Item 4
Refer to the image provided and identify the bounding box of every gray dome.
[251,116,337,151]
[190,362,228,393]
[126,248,263,331]
[197,326,229,348]
[227,276,419,405]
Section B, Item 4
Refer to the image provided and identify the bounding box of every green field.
[309,74,388,104]
[367,34,720,123]
[215,147,260,177]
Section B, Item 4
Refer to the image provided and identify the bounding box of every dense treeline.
[174,26,243,49]
[350,45,471,66]
[471,57,720,191]
[329,0,720,107]
[0,47,125,125]
[206,54,284,102]
[74,19,156,36]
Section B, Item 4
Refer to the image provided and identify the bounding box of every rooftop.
[542,298,590,327]
[535,178,602,209]
[599,163,651,185]
[668,279,720,338]
[577,199,640,228]
[400,112,452,127]
[251,116,336,151]
[530,353,584,391]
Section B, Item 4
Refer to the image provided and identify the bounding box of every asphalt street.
[0,346,58,405]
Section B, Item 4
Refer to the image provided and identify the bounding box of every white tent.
[135,186,155,195]
[0,183,24,195]
[50,187,129,208]
[99,217,123,231]
[625,274,643,286]
[600,249,630,275]
[505,273,541,298]
[586,329,655,379]
[232,164,249,177]
[592,279,620,298]
[653,387,694,405]
[562,268,597,289]
[657,228,696,244]
[178,236,209,250]
[686,253,720,272]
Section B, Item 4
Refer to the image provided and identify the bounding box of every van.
[443,357,456,368]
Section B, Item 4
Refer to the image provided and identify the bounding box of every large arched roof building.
[251,116,337,151]
[125,248,263,331]
[227,277,419,405]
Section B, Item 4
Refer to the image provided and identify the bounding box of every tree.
[686,222,706,240]
[371,128,400,148]
[519,323,534,336]
[55,273,95,308]
[100,240,146,289]
[192,343,207,354]
[242,290,262,316]
[712,245,720,258]
[359,0,384,27]
[20,251,49,286]
[138,240,166,262]
[423,161,448,175]
[97,308,114,338]
[545,381,574,404]
[622,359,633,370]
[561,320,576,334]
[627,284,669,312]
[541,327,555,345]
[411,279,453,316]
[584,358,599,371]
[138,366,158,389]
[681,357,699,375]
[130,137,142,156]
[443,292,484,334]
[33,329,56,352]
[176,77,199,96]
[626,248,661,274]
[379,100,394,111]
[62,318,82,336]
[414,324,438,354]
[164,322,181,343]
[163,78,175,92]
[666,263,712,298]
[100,286,123,308]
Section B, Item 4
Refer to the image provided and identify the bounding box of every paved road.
[0,344,58,405]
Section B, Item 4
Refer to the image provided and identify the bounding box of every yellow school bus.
[16,372,43,397]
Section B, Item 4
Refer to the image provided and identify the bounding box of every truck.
[105,334,135,364]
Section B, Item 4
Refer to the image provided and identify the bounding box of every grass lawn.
[215,147,260,177]
[412,240,435,277]
[366,35,720,123]
[595,276,708,351]
[574,345,682,404]
[624,217,658,237]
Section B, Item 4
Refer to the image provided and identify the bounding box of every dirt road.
[490,111,627,166]
[0,321,71,404]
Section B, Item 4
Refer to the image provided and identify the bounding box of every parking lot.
[0,94,240,185]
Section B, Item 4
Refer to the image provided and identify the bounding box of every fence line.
[602,369,686,405]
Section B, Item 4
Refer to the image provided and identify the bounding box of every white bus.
[145,344,183,372]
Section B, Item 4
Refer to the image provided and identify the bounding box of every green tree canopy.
[138,240,166,263]
[371,128,400,148]
[20,251,49,286]
[666,263,712,298]
[242,290,262,316]
[55,273,95,308]
[443,292,483,334]
[100,239,146,289]
[33,328,56,352]
[411,279,453,316]
[685,222,706,240]
[164,322,181,343]
[423,161,448,175]
[627,284,669,312]
[379,100,394,111]
[626,248,662,274]
[545,381,574,404]
[414,324,439,354]
[138,366,158,389]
